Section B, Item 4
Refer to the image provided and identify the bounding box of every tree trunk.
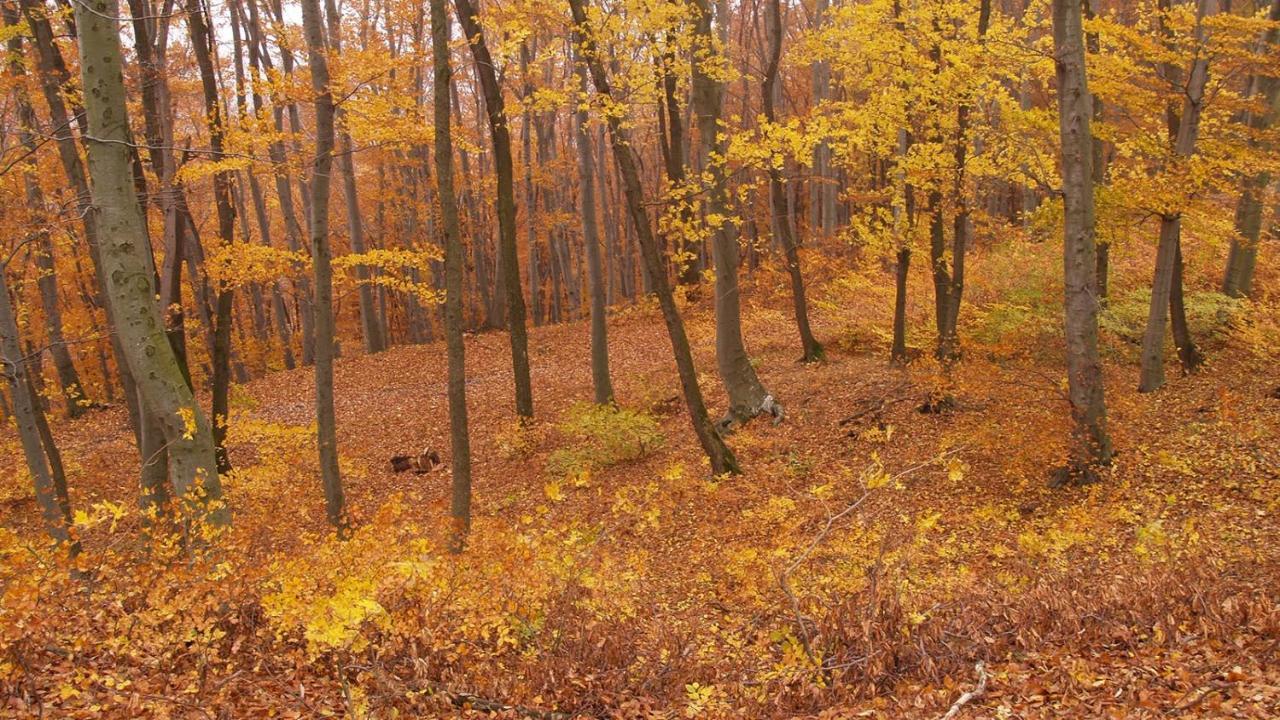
[1052,0,1113,483]
[572,56,616,404]
[74,0,226,526]
[1222,0,1280,298]
[324,0,387,355]
[690,0,777,428]
[128,0,196,389]
[569,0,738,475]
[300,0,347,532]
[185,0,237,474]
[4,24,88,417]
[430,0,474,551]
[453,0,535,421]
[243,0,317,363]
[1083,0,1109,301]
[1138,0,1217,392]
[762,0,822,363]
[1169,242,1204,370]
[0,272,76,551]
[810,0,835,238]
[19,0,147,440]
[935,0,992,361]
[658,28,700,287]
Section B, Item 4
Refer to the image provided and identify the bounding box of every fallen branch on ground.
[938,661,987,720]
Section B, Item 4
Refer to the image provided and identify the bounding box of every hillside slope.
[2,264,1279,718]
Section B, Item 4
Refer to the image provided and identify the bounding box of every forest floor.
[2,256,1279,719]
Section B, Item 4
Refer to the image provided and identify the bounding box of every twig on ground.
[938,660,987,720]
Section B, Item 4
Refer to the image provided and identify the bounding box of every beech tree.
[1222,0,1280,299]
[73,0,226,524]
[0,261,75,549]
[569,0,739,476]
[3,13,86,418]
[299,0,346,531]
[762,0,821,363]
[572,45,616,405]
[690,0,779,428]
[431,0,474,551]
[454,0,536,422]
[1052,0,1113,483]
[1138,0,1219,393]
[185,0,237,474]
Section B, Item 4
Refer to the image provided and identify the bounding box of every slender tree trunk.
[890,1,914,365]
[453,0,535,421]
[127,0,196,388]
[19,0,148,440]
[27,365,73,534]
[1083,0,1110,301]
[926,0,993,358]
[1222,0,1280,298]
[572,54,616,404]
[75,0,226,525]
[4,26,87,417]
[300,0,347,532]
[810,0,834,238]
[243,0,317,363]
[324,0,387,355]
[1139,0,1217,392]
[892,247,911,363]
[430,0,473,551]
[690,0,778,427]
[1019,74,1039,224]
[658,27,700,287]
[569,0,738,475]
[762,0,822,363]
[185,0,237,474]
[0,271,76,551]
[1052,0,1113,483]
[451,79,499,328]
[520,42,544,327]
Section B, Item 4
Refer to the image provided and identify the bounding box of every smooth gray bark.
[762,0,822,363]
[325,0,387,355]
[569,0,739,475]
[300,0,347,532]
[431,0,473,551]
[74,0,226,524]
[453,0,535,420]
[185,0,238,474]
[1222,0,1280,298]
[573,47,616,404]
[0,270,75,549]
[691,0,777,427]
[4,23,87,417]
[1138,0,1217,392]
[1052,0,1113,481]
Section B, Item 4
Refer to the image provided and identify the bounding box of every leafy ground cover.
[1,248,1278,719]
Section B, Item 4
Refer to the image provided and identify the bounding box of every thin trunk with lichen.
[569,0,739,475]
[431,0,473,551]
[74,0,226,525]
[300,0,347,532]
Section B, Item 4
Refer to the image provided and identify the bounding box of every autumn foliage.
[1,0,1279,717]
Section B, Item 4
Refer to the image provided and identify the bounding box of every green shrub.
[1101,289,1242,346]
[545,403,663,481]
[969,301,1058,351]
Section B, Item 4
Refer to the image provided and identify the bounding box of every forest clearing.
[1,0,1279,715]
